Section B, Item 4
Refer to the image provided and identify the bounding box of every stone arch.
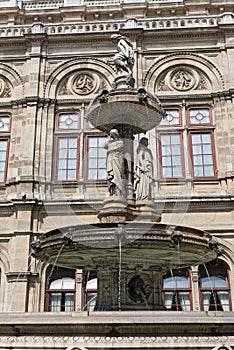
[0,63,24,99]
[0,245,10,312]
[44,58,115,99]
[212,346,232,350]
[143,52,225,95]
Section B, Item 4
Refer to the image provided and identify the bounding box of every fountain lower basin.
[37,222,217,269]
[35,222,218,311]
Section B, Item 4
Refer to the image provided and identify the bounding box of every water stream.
[45,243,65,289]
[202,262,218,311]
[118,235,122,311]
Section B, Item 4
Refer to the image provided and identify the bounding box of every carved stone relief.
[57,70,108,97]
[157,66,209,92]
[0,76,12,98]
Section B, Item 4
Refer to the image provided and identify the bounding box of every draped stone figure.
[103,129,125,197]
[135,137,153,200]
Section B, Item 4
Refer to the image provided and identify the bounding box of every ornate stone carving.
[57,71,105,97]
[157,67,210,92]
[72,73,96,95]
[170,69,195,91]
[0,77,12,97]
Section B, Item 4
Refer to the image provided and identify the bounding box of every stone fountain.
[33,34,219,311]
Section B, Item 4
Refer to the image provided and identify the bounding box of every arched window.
[45,267,76,312]
[199,260,231,311]
[162,268,192,311]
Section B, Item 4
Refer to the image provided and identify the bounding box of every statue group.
[103,129,153,201]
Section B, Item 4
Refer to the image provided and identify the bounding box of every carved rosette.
[157,67,209,92]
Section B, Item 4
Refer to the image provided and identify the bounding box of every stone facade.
[0,0,234,349]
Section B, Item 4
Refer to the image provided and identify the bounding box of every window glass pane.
[202,291,211,312]
[89,158,97,168]
[58,113,79,129]
[201,276,227,288]
[65,293,74,311]
[57,170,67,180]
[202,144,212,154]
[98,168,106,179]
[0,116,10,132]
[67,148,77,158]
[88,169,97,179]
[87,136,108,180]
[164,291,174,309]
[217,291,230,311]
[193,155,203,165]
[179,291,191,311]
[163,276,189,289]
[0,172,4,182]
[0,140,7,150]
[189,108,210,125]
[194,166,203,177]
[57,137,78,181]
[0,162,5,171]
[170,134,180,144]
[162,156,171,166]
[172,156,182,166]
[86,292,97,311]
[203,155,213,164]
[89,148,97,157]
[191,134,201,144]
[160,134,183,178]
[98,147,107,158]
[161,145,169,156]
[50,277,75,290]
[201,133,212,143]
[88,137,98,147]
[191,133,215,178]
[50,293,61,312]
[204,166,214,177]
[162,167,172,178]
[160,109,180,126]
[67,170,76,180]
[161,134,170,145]
[173,166,182,177]
[171,145,181,155]
[67,159,76,169]
[0,151,6,161]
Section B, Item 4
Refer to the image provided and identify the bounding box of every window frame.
[158,107,182,127]
[199,261,232,312]
[158,131,185,179]
[0,114,11,184]
[45,269,76,312]
[187,106,213,126]
[55,111,81,131]
[54,135,80,182]
[188,130,217,178]
[85,133,108,181]
[162,269,193,311]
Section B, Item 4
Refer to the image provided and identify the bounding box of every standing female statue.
[103,129,125,198]
[135,137,153,200]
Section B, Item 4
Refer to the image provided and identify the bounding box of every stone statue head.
[139,137,148,147]
[111,34,122,42]
[109,129,119,139]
